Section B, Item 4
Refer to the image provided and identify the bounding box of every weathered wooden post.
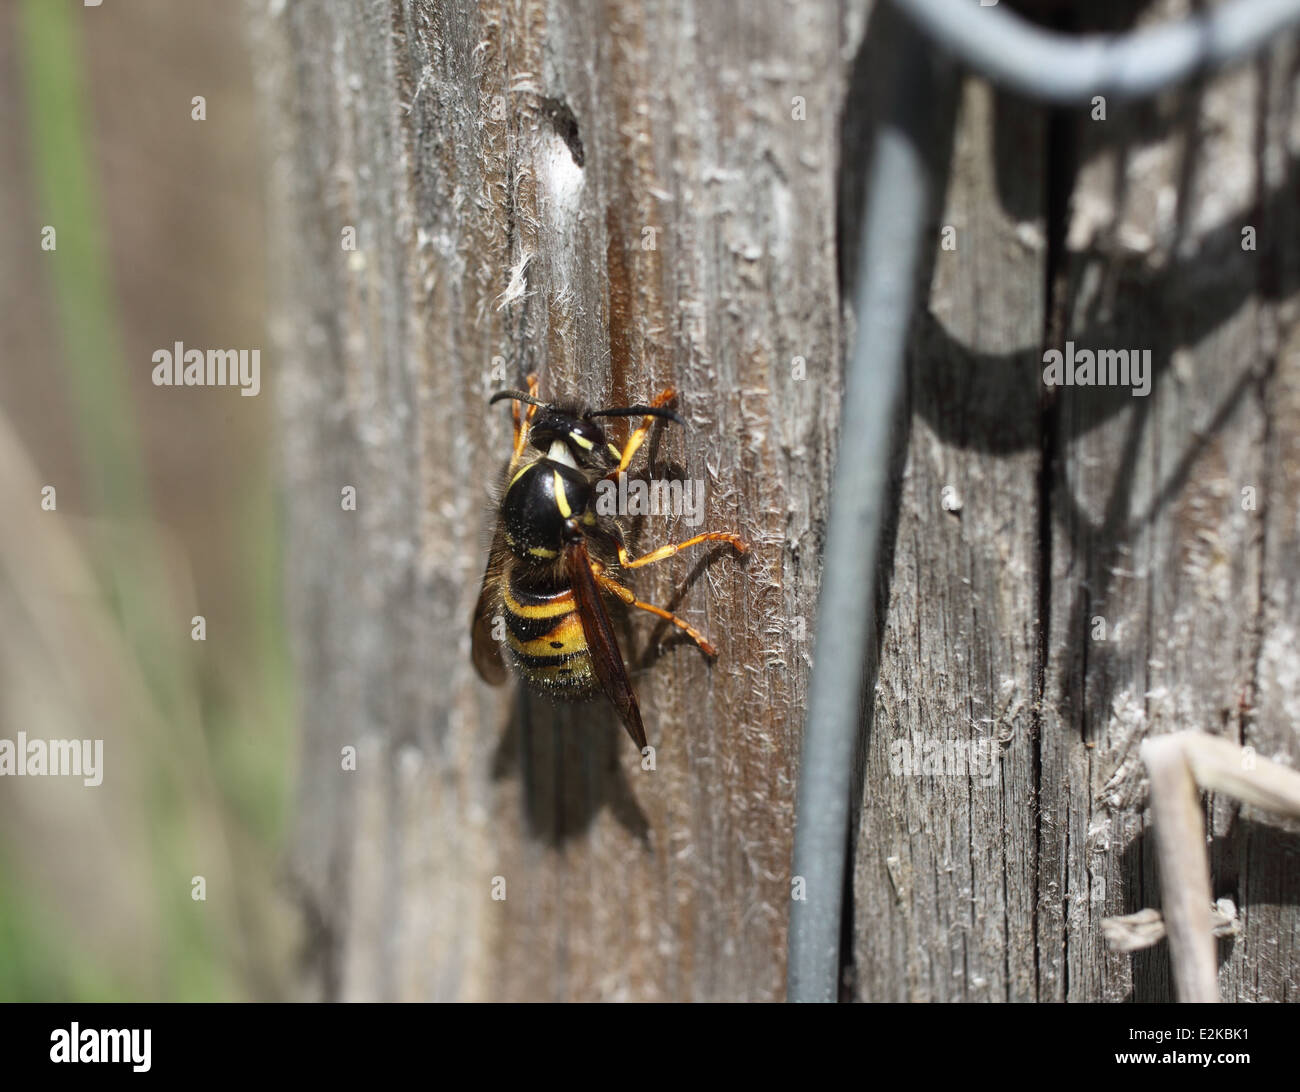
[253,0,846,1001]
[254,0,1299,1001]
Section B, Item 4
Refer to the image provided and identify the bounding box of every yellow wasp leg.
[593,567,718,656]
[615,531,748,570]
[508,372,542,472]
[603,386,677,480]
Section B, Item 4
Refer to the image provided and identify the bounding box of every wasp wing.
[564,538,647,751]
[470,527,509,685]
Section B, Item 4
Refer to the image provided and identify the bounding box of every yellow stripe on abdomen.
[506,610,587,659]
[502,584,574,619]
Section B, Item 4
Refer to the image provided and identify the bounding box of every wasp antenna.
[489,389,549,408]
[586,405,685,426]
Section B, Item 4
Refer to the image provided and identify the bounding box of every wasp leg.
[604,386,677,480]
[615,531,748,570]
[509,371,542,470]
[593,568,718,656]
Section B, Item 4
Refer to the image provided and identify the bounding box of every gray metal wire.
[787,15,956,1003]
[893,0,1300,104]
[789,0,1300,1003]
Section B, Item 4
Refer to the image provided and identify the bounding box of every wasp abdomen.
[502,573,595,695]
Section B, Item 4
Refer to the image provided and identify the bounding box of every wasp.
[471,374,748,750]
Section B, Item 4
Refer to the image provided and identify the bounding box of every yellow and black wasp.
[471,374,747,750]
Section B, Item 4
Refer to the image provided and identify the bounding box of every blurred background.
[0,0,294,1000]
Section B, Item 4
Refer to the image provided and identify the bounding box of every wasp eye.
[567,428,597,454]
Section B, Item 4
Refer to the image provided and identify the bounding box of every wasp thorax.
[501,459,593,561]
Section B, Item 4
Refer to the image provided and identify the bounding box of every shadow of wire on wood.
[791,0,1300,1003]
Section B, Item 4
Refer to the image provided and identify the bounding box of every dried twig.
[1140,732,1300,1002]
[1101,900,1240,954]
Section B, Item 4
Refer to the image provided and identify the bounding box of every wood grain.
[253,0,850,1001]
[253,0,1300,1000]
